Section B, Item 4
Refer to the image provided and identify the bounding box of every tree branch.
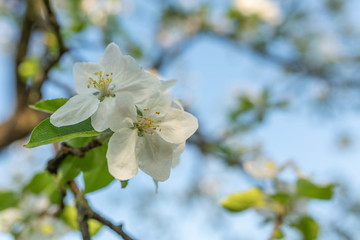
[0,0,68,151]
[46,139,102,174]
[69,180,91,240]
[68,180,135,240]
[269,214,283,240]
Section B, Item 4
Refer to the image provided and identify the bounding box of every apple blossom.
[50,42,161,132]
[106,93,198,181]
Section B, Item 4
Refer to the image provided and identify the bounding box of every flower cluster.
[50,43,198,182]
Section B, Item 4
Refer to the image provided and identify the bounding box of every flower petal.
[50,94,100,127]
[160,79,177,91]
[91,97,115,132]
[137,92,170,117]
[73,63,104,94]
[172,142,186,168]
[171,98,184,111]
[100,43,126,78]
[137,134,173,181]
[106,129,139,181]
[108,93,137,131]
[115,57,161,102]
[158,108,198,144]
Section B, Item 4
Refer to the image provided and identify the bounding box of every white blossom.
[50,43,161,132]
[106,93,198,181]
[234,0,282,25]
[243,157,278,179]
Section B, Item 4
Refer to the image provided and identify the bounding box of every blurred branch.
[0,0,68,151]
[269,214,283,240]
[69,180,135,240]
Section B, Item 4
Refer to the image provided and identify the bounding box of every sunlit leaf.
[296,178,334,200]
[0,192,19,211]
[25,118,100,148]
[18,58,40,80]
[61,205,102,236]
[221,187,266,212]
[30,98,68,114]
[293,216,319,240]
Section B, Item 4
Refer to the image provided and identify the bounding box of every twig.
[0,0,68,151]
[91,212,134,240]
[269,214,283,240]
[69,181,91,240]
[68,180,135,240]
[46,139,102,174]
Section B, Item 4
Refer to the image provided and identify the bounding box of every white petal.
[137,134,173,181]
[171,98,184,111]
[106,129,139,181]
[100,43,126,78]
[73,63,104,94]
[124,55,141,72]
[160,79,177,91]
[108,93,137,131]
[172,142,186,168]
[50,94,100,127]
[116,69,161,103]
[158,108,198,144]
[137,92,170,117]
[91,97,115,132]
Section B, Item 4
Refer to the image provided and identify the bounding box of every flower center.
[88,71,115,99]
[134,108,162,136]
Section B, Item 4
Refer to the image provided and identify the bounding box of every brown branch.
[69,180,135,240]
[269,214,283,240]
[90,212,134,240]
[69,181,91,240]
[47,139,102,174]
[0,0,68,151]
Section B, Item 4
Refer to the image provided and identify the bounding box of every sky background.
[1,0,360,239]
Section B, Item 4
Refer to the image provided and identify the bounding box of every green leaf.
[0,192,19,211]
[30,98,69,114]
[18,58,40,80]
[221,188,266,212]
[271,193,290,204]
[23,171,61,204]
[83,144,114,194]
[58,156,81,185]
[121,180,128,189]
[25,118,100,148]
[293,216,319,240]
[273,229,284,239]
[61,205,102,236]
[296,178,334,200]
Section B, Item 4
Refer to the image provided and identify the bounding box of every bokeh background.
[1,0,360,239]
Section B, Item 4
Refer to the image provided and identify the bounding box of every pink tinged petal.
[100,43,126,78]
[106,129,139,181]
[50,94,100,127]
[73,63,104,94]
[91,97,115,132]
[158,108,198,144]
[137,134,173,181]
[108,93,137,131]
[172,142,186,168]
